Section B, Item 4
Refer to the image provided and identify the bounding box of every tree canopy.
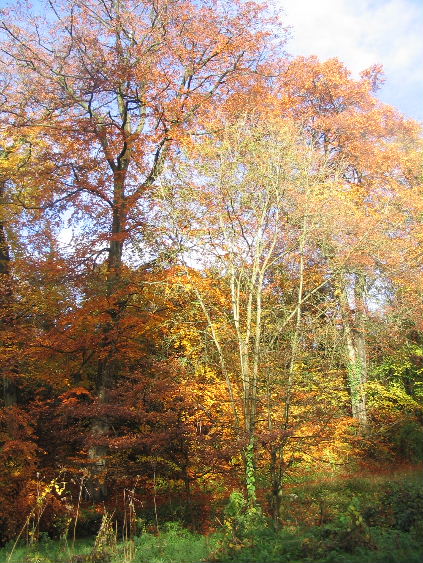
[0,0,422,547]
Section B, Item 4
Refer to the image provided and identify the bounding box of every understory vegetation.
[1,470,422,563]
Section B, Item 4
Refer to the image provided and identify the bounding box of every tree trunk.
[337,272,368,432]
[0,180,17,410]
[88,181,127,499]
[269,446,285,529]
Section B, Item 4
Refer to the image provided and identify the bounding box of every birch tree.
[157,114,342,513]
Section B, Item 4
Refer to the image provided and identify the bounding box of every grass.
[0,525,422,563]
[0,538,93,563]
[1,470,422,563]
[112,522,219,563]
[0,525,217,563]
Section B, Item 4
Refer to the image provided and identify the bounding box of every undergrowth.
[0,471,422,563]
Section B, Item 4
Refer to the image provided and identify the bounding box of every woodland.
[0,0,422,562]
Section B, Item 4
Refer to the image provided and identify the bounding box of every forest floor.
[1,469,422,563]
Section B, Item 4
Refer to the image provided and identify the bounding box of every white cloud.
[279,0,423,120]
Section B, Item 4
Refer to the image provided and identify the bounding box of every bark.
[269,447,285,529]
[2,374,17,408]
[0,221,9,274]
[0,180,17,409]
[337,272,368,432]
[88,177,127,499]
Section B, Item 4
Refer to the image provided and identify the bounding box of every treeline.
[0,0,422,544]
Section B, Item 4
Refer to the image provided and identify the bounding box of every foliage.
[1,475,422,563]
[222,491,267,545]
[0,0,422,550]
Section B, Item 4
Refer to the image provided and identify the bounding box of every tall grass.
[0,523,216,563]
[0,470,422,563]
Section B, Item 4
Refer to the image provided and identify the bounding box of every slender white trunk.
[337,272,368,432]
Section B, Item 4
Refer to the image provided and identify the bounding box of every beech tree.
[278,56,422,431]
[0,0,284,493]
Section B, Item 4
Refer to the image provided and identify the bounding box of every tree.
[0,0,284,493]
[278,56,422,431]
[157,113,349,519]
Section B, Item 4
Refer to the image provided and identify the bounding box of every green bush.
[379,479,423,531]
[216,474,423,563]
[306,496,375,555]
[313,527,423,563]
[392,421,423,462]
[115,521,214,563]
[222,491,267,541]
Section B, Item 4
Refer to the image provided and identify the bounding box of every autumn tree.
[0,0,422,536]
[278,56,422,431]
[156,113,352,519]
[0,135,63,541]
[0,0,285,493]
[0,144,15,408]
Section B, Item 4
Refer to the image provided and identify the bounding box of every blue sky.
[1,0,421,121]
[280,0,423,122]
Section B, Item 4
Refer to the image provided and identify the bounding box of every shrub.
[115,521,214,563]
[379,479,423,531]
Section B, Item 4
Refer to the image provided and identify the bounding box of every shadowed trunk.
[269,445,285,529]
[88,178,127,500]
[0,180,17,410]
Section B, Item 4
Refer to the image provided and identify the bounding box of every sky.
[2,0,420,120]
[280,0,423,122]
